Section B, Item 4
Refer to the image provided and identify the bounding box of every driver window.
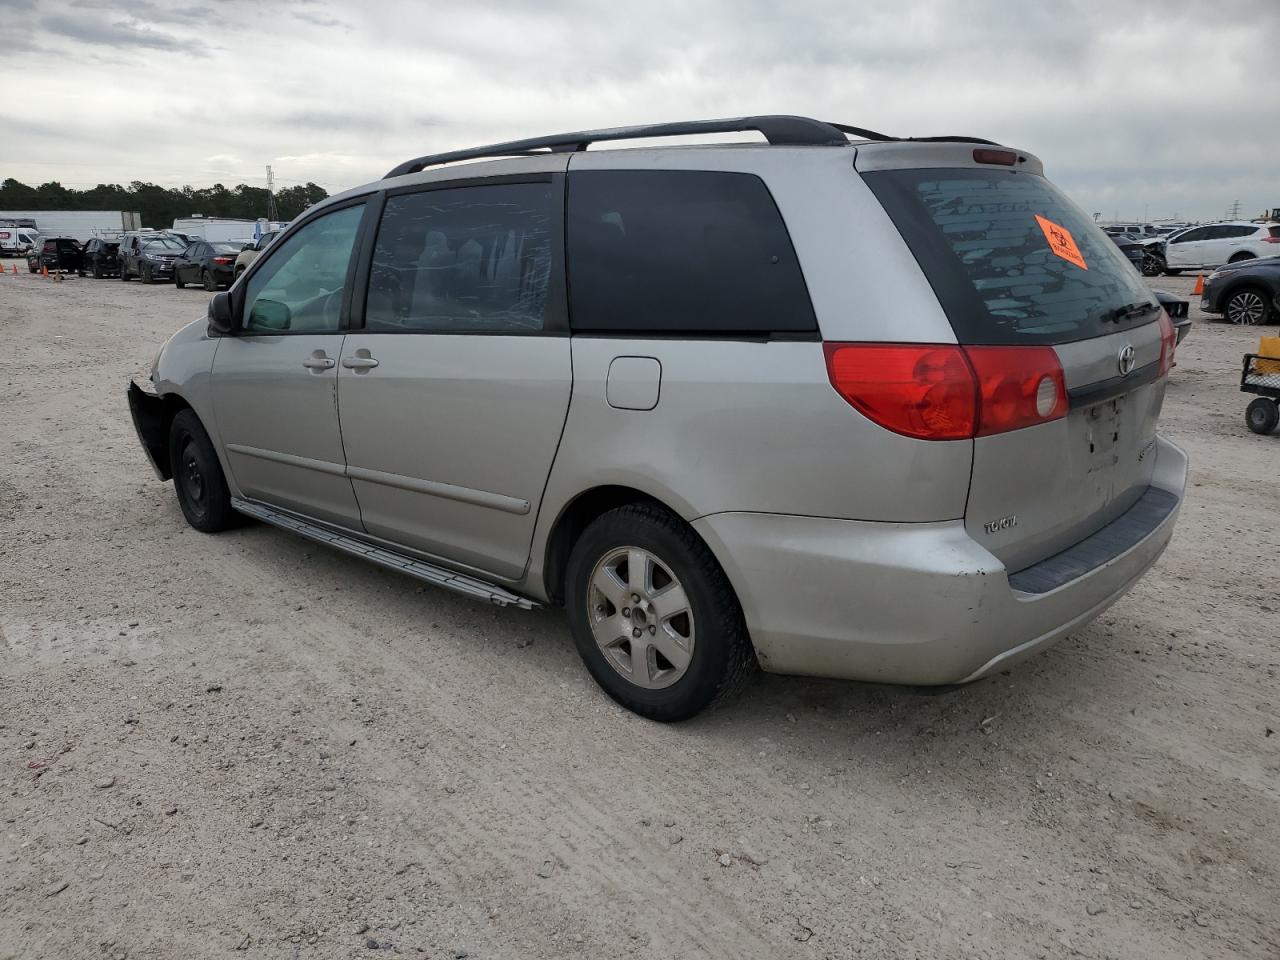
[243,204,365,334]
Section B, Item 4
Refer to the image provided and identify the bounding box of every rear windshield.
[864,168,1156,345]
[211,242,241,254]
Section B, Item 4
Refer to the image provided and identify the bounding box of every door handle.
[302,353,335,370]
[342,355,379,370]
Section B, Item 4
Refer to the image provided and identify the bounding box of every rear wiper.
[1103,301,1159,323]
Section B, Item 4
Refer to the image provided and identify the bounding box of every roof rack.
[383,115,995,178]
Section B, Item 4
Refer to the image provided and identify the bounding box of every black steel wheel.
[167,409,237,532]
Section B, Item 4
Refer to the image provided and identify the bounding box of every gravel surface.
[1,270,1277,959]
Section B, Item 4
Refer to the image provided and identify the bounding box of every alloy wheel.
[1227,291,1266,325]
[587,546,695,690]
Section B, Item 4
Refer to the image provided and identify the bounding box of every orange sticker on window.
[1034,215,1087,270]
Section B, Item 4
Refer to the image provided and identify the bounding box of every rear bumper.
[693,435,1187,686]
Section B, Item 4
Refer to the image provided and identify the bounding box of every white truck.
[0,222,39,258]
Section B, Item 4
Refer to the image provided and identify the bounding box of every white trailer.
[0,210,141,245]
[171,217,262,244]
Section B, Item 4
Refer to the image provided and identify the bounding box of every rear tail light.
[212,256,234,264]
[1157,310,1177,375]
[1259,236,1280,244]
[823,342,1068,441]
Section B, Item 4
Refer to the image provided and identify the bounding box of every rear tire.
[174,271,184,289]
[1226,287,1271,326]
[1246,398,1279,435]
[202,269,218,292]
[168,409,237,533]
[92,262,102,279]
[1229,252,1256,264]
[120,263,130,281]
[1163,268,1182,276]
[564,503,755,722]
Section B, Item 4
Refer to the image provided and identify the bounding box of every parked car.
[1200,255,1280,325]
[172,241,243,291]
[1108,233,1164,278]
[119,232,187,283]
[1163,221,1280,273]
[233,229,279,278]
[26,236,83,273]
[78,238,121,278]
[0,227,39,257]
[1104,222,1162,239]
[128,116,1186,721]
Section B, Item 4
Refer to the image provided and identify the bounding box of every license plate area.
[1084,396,1125,470]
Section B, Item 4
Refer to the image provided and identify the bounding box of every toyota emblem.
[1118,343,1136,376]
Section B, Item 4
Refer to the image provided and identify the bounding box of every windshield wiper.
[1103,301,1159,323]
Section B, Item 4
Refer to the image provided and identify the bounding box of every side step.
[232,498,536,610]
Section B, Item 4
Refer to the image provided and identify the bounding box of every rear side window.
[566,170,816,335]
[864,168,1155,345]
[364,182,555,334]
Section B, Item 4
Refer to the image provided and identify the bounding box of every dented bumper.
[128,379,171,480]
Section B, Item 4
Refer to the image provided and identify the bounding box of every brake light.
[1260,236,1280,244]
[212,256,234,264]
[973,148,1017,166]
[1157,310,1177,375]
[823,343,1068,440]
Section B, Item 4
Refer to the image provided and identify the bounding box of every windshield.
[864,168,1156,345]
[142,237,184,251]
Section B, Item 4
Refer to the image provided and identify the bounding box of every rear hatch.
[861,148,1172,572]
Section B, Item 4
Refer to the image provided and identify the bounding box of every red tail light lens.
[212,256,234,264]
[964,346,1067,436]
[973,148,1017,166]
[1157,309,1177,375]
[823,344,976,440]
[823,343,1068,440]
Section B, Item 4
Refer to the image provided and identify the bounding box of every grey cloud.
[39,12,207,54]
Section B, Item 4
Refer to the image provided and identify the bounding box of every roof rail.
[384,115,871,178]
[383,115,997,178]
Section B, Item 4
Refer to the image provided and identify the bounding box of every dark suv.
[27,237,83,273]
[119,233,186,283]
[79,239,122,278]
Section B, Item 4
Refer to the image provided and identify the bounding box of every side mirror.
[208,292,236,335]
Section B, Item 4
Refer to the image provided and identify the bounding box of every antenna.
[265,164,278,222]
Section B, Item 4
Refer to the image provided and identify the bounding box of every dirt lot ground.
[1,269,1277,960]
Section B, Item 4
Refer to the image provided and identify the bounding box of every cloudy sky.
[1,0,1276,222]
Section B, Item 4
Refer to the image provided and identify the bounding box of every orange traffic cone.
[1192,273,1204,296]
[8,263,14,275]
[41,265,48,278]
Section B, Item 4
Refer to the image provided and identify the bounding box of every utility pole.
[1228,199,1241,219]
[265,164,278,223]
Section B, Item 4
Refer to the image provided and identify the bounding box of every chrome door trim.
[224,442,348,477]
[346,464,531,516]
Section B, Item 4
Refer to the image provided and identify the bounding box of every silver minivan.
[129,116,1187,721]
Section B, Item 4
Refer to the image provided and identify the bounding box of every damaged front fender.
[127,379,172,480]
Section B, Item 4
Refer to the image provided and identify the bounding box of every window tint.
[1228,225,1258,238]
[243,204,364,334]
[864,168,1156,345]
[566,170,815,334]
[365,183,554,334]
[1172,227,1207,243]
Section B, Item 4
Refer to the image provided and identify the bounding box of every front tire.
[1246,398,1279,435]
[1226,287,1271,326]
[141,264,154,284]
[1141,254,1164,278]
[564,503,755,722]
[1163,268,1182,276]
[168,409,237,533]
[174,271,184,289]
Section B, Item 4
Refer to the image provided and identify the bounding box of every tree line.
[0,178,330,228]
